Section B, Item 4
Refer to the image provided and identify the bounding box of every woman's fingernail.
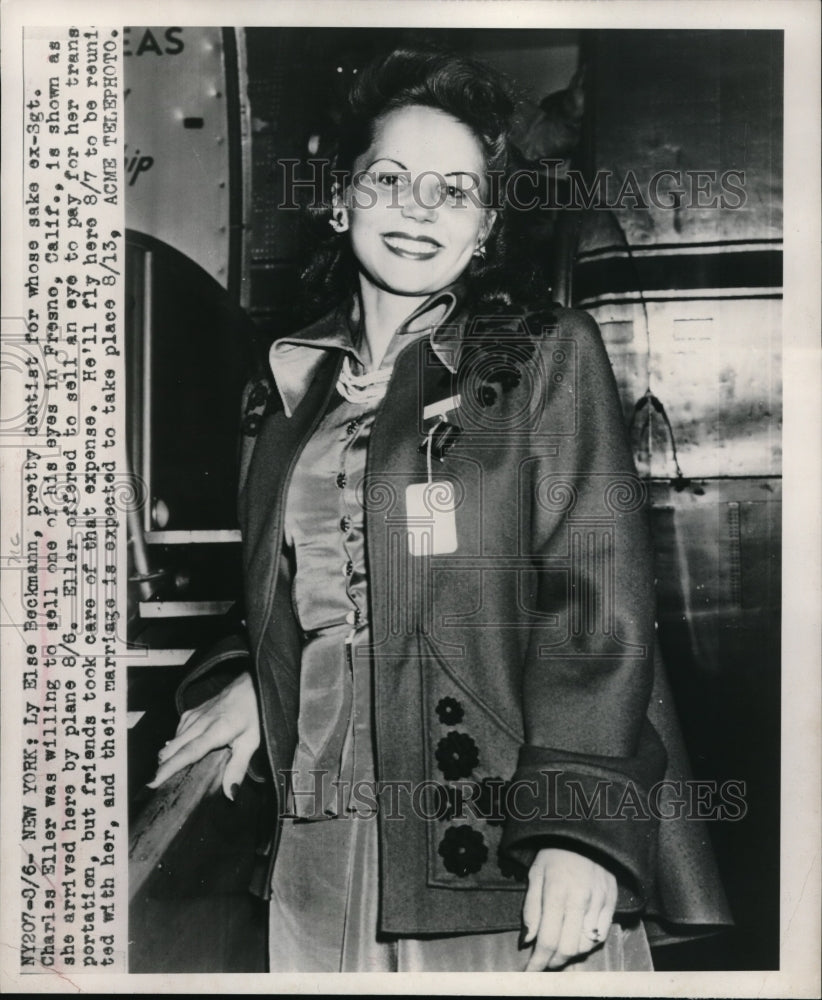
[229,782,240,802]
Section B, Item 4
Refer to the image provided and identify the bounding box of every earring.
[473,243,487,259]
[329,212,349,234]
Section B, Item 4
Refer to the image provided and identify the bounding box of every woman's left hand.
[522,846,618,971]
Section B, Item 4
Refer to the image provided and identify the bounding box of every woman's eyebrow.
[364,160,477,178]
[365,157,407,171]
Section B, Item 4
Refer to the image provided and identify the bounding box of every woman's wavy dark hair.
[296,47,548,322]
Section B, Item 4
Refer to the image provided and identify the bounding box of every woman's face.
[340,104,496,298]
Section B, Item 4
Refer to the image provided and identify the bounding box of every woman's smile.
[381,231,444,260]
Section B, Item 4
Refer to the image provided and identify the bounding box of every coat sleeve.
[500,308,666,914]
[172,376,271,781]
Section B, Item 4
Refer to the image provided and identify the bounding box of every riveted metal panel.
[574,31,782,480]
[123,26,236,289]
[588,296,782,479]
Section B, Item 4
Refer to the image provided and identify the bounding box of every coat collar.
[269,283,467,417]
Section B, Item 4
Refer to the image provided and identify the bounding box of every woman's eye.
[438,181,469,205]
[377,172,408,189]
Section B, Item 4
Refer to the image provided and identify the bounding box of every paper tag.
[405,482,458,555]
[423,394,462,422]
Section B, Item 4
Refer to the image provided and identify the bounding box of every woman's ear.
[330,184,350,234]
[479,209,498,245]
[474,209,497,256]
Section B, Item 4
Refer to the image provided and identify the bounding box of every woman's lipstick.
[382,232,442,260]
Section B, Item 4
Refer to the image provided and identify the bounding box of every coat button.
[343,560,353,576]
[345,609,361,626]
[346,419,360,436]
[438,825,488,877]
[336,472,347,489]
[435,731,479,780]
[339,515,352,532]
[436,697,464,726]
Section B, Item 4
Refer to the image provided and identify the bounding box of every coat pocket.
[417,635,526,891]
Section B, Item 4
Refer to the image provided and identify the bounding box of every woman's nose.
[400,178,438,222]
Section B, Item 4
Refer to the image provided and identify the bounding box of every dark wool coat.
[180,292,731,941]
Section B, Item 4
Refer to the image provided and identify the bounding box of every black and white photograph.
[1,1,819,994]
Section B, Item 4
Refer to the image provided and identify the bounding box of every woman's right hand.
[147,670,261,800]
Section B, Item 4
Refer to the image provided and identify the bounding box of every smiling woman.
[149,47,728,973]
[297,48,541,331]
[336,103,497,364]
[345,105,494,296]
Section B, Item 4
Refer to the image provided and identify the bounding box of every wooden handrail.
[129,747,230,902]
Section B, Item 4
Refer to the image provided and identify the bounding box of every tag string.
[425,417,443,484]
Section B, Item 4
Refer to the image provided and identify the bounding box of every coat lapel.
[240,350,342,656]
[365,336,456,648]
